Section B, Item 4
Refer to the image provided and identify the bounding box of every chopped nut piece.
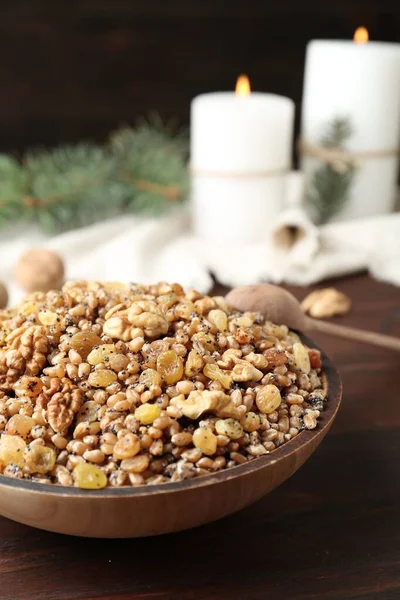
[128,311,169,338]
[301,287,351,319]
[47,395,75,435]
[203,363,232,389]
[244,352,269,370]
[172,390,230,420]
[232,361,263,382]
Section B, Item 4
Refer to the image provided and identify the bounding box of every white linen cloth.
[1,172,399,307]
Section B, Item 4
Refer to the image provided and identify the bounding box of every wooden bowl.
[0,335,342,538]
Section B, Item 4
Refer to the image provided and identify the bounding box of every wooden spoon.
[226,283,400,352]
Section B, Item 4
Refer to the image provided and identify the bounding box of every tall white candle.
[301,29,400,222]
[191,77,294,243]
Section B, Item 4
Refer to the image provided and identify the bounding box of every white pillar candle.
[301,28,400,222]
[191,77,294,243]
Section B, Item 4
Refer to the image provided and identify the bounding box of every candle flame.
[235,74,251,96]
[353,26,369,44]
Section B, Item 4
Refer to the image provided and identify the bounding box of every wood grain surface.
[0,273,399,599]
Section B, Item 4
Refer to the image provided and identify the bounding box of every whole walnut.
[15,249,65,293]
[0,281,8,308]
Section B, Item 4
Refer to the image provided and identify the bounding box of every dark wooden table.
[1,274,400,600]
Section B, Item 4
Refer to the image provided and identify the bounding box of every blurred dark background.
[1,0,399,153]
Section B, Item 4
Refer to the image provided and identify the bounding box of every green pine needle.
[110,120,189,216]
[307,117,355,224]
[24,144,125,233]
[308,164,355,224]
[321,117,352,148]
[0,155,28,228]
[0,118,189,234]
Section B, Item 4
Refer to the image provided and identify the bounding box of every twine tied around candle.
[190,164,291,178]
[298,139,400,174]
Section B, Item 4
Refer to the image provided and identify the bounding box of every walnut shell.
[15,249,65,293]
[0,281,8,309]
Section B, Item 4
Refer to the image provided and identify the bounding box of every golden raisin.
[215,419,244,440]
[185,350,204,377]
[0,328,7,346]
[175,301,196,320]
[108,353,130,372]
[70,331,102,359]
[87,344,116,365]
[24,445,56,474]
[38,310,60,326]
[240,412,260,432]
[208,309,228,332]
[192,427,217,456]
[14,376,43,398]
[157,350,184,384]
[256,384,282,414]
[139,368,162,388]
[135,404,161,425]
[0,435,26,466]
[5,415,35,438]
[20,301,39,316]
[88,369,117,388]
[191,332,216,352]
[293,342,311,374]
[76,401,99,424]
[232,315,254,328]
[73,463,107,490]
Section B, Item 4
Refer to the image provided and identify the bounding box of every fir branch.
[321,117,352,148]
[0,156,28,228]
[23,145,125,233]
[0,118,189,234]
[306,117,355,224]
[110,120,189,216]
[308,164,355,224]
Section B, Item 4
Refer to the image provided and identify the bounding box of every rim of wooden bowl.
[0,333,342,498]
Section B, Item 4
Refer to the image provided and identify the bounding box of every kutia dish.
[0,281,341,537]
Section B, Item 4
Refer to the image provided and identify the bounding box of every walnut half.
[301,287,351,319]
[171,390,243,420]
